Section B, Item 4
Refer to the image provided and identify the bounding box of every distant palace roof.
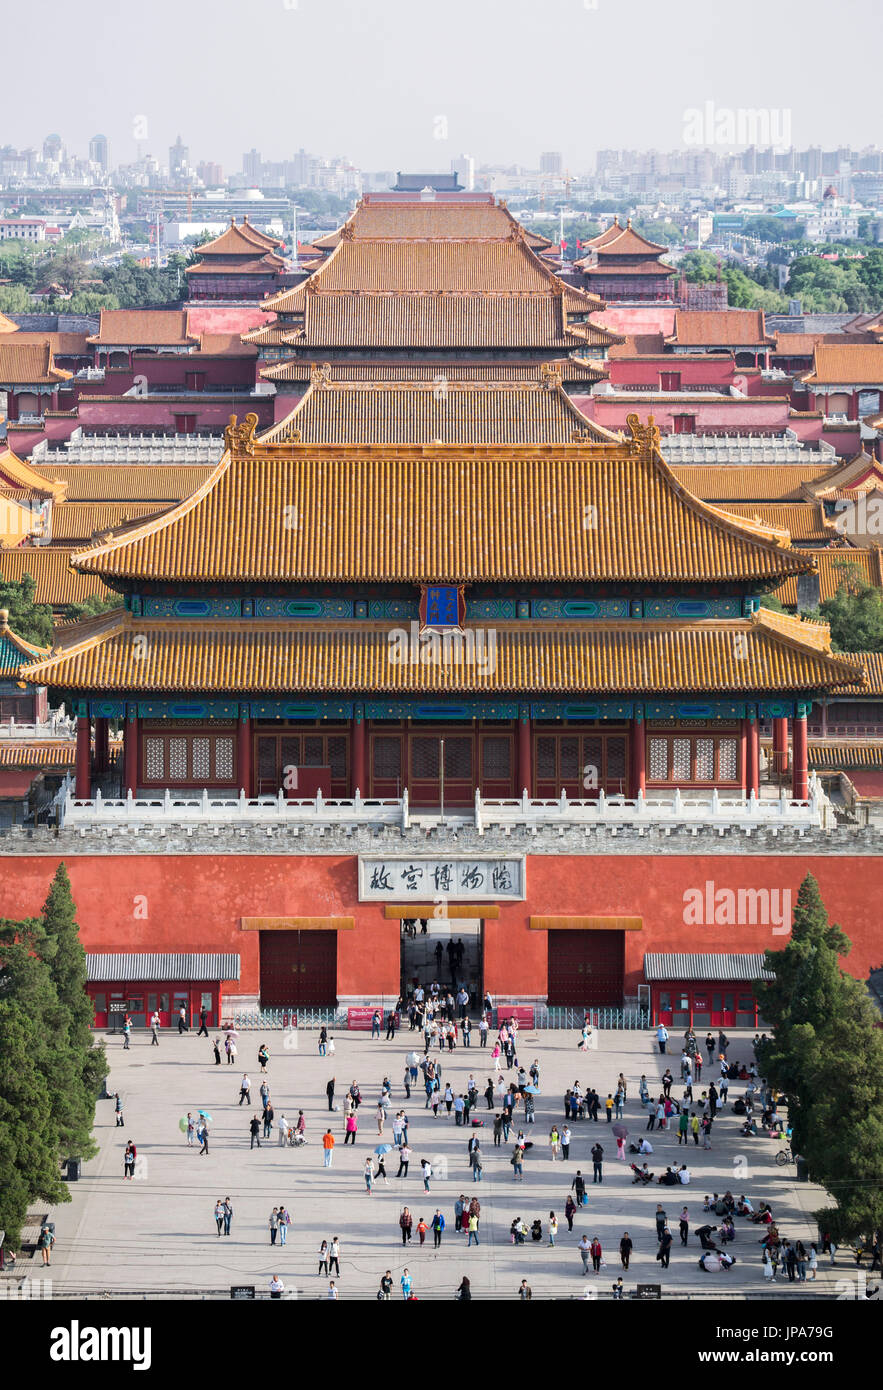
[0,546,112,607]
[0,340,73,385]
[250,199,616,353]
[0,608,48,674]
[69,414,814,586]
[260,359,607,385]
[667,310,774,349]
[258,376,618,446]
[19,606,862,696]
[800,342,883,386]
[87,310,198,349]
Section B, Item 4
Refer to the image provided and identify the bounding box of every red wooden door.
[259,930,337,1007]
[547,930,624,1008]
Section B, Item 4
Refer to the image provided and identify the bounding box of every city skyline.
[1,0,879,174]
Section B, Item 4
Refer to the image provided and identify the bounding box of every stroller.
[630,1163,654,1185]
[287,1128,308,1147]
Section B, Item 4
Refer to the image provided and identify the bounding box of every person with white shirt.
[639,1136,654,1155]
[269,1274,284,1299]
[678,1165,691,1184]
[277,1113,289,1146]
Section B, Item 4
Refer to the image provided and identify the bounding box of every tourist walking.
[269,1208,279,1245]
[620,1232,632,1269]
[223,1197,233,1236]
[323,1129,335,1166]
[399,1208,413,1245]
[124,1140,136,1180]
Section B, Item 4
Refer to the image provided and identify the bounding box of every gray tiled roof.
[86,953,240,982]
[643,953,775,982]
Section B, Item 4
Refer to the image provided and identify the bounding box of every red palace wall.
[2,853,880,1001]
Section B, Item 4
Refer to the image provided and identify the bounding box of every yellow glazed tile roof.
[258,379,618,446]
[801,343,883,385]
[670,464,835,502]
[30,464,214,502]
[775,547,883,606]
[19,608,862,696]
[715,502,830,541]
[0,547,113,607]
[70,418,817,585]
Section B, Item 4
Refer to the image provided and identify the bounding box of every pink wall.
[608,356,736,390]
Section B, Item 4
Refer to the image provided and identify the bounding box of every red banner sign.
[347,1006,381,1030]
[500,1005,535,1029]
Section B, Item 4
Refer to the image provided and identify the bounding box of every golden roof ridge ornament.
[224,412,259,455]
[626,413,661,451]
[541,363,562,390]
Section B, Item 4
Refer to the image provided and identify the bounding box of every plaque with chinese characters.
[358,855,525,902]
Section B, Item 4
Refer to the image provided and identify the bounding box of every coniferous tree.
[756,874,883,1240]
[0,1000,68,1249]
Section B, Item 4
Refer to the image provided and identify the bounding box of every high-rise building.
[89,134,109,171]
[242,148,262,183]
[197,161,224,186]
[540,150,563,175]
[42,133,63,165]
[169,136,189,180]
[450,154,475,191]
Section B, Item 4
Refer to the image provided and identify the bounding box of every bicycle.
[775,1148,793,1166]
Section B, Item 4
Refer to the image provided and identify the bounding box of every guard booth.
[86,953,240,1029]
[644,953,774,1029]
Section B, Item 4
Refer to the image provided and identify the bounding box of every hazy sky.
[4,0,880,172]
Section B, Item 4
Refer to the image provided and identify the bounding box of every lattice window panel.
[373,737,402,780]
[606,737,627,781]
[481,737,511,780]
[281,737,300,771]
[327,736,347,780]
[671,738,691,781]
[444,737,472,780]
[144,737,165,782]
[214,737,234,781]
[191,737,211,781]
[168,738,188,781]
[559,737,580,780]
[302,736,323,766]
[412,737,440,779]
[718,738,738,781]
[648,738,668,781]
[582,736,602,785]
[694,738,715,782]
[257,738,277,782]
[536,737,556,779]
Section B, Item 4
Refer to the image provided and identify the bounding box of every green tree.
[809,567,883,652]
[680,250,720,284]
[0,1000,68,1250]
[0,284,35,313]
[64,592,125,623]
[41,865,104,1071]
[0,573,53,647]
[756,875,883,1241]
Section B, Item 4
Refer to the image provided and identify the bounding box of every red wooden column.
[237,707,253,796]
[772,716,789,775]
[746,709,760,798]
[517,704,532,796]
[94,716,110,779]
[739,720,748,792]
[352,704,366,796]
[75,713,91,798]
[124,705,138,797]
[792,704,809,800]
[631,710,646,797]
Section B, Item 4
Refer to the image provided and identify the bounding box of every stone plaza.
[25,1023,856,1301]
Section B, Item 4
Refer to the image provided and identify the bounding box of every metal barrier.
[227,1007,343,1030]
[226,1006,649,1031]
[537,1006,650,1030]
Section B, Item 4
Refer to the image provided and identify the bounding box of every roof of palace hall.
[308,195,556,252]
[18,605,863,696]
[0,608,49,674]
[0,340,73,385]
[244,200,617,352]
[259,359,608,385]
[257,376,619,446]
[66,414,816,586]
